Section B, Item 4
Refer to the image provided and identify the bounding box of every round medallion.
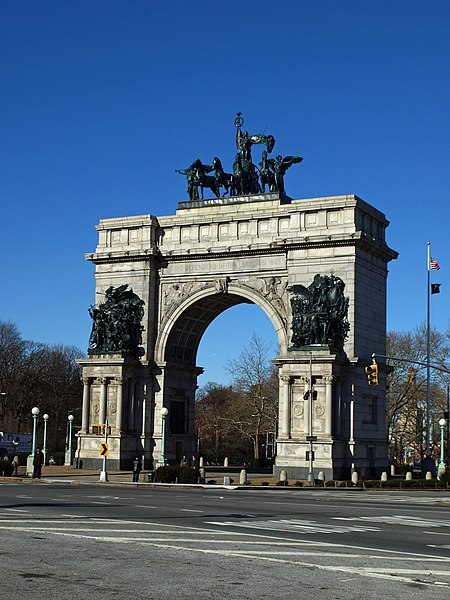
[293,403,304,417]
[315,404,325,417]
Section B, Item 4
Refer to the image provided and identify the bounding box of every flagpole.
[426,241,431,457]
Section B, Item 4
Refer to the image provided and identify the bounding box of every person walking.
[12,455,19,476]
[32,447,44,479]
[132,456,142,482]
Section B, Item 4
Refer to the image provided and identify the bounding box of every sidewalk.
[5,464,281,487]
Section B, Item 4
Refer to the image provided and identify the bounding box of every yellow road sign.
[100,443,108,456]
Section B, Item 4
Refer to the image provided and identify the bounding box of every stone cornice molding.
[86,233,397,266]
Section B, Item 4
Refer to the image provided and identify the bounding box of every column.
[303,377,310,435]
[280,376,291,439]
[115,377,125,432]
[335,378,342,437]
[99,377,108,425]
[141,381,147,437]
[129,380,136,433]
[134,380,142,434]
[324,376,334,437]
[81,377,91,433]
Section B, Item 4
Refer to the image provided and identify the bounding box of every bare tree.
[225,333,279,464]
[0,321,83,453]
[386,323,449,464]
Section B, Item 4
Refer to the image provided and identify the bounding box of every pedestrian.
[12,455,19,477]
[32,447,44,479]
[132,456,142,482]
[180,455,187,466]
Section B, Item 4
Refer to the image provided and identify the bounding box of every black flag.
[431,283,441,295]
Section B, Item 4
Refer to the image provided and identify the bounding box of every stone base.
[76,432,154,471]
[26,454,33,476]
[178,192,292,210]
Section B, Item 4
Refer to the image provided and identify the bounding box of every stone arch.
[78,193,396,478]
[155,284,288,366]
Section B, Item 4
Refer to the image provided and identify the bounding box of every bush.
[276,480,288,486]
[206,479,217,485]
[179,465,199,483]
[153,465,199,484]
[439,468,450,484]
[293,481,303,487]
[360,478,449,490]
[261,481,270,486]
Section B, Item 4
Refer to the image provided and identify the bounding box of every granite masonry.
[77,193,397,479]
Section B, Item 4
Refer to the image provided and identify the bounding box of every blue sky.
[1,1,448,385]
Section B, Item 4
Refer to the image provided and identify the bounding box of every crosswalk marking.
[333,515,450,528]
[2,514,450,588]
[205,517,380,534]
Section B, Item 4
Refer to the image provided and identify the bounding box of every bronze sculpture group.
[177,113,303,201]
[289,274,350,350]
[88,285,145,357]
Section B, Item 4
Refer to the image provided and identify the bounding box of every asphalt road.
[1,481,450,599]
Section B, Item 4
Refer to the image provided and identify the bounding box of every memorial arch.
[77,191,397,479]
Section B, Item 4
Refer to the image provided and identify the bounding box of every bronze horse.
[192,159,220,199]
[212,157,236,196]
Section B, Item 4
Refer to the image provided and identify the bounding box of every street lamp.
[42,414,49,466]
[438,418,447,477]
[31,407,40,455]
[65,414,74,466]
[158,407,169,466]
[26,406,40,476]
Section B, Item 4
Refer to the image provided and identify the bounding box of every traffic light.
[365,361,379,386]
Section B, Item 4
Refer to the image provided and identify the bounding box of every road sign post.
[99,419,109,482]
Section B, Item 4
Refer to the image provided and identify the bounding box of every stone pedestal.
[76,354,152,470]
[274,347,348,480]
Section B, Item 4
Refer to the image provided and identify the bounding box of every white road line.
[333,515,450,528]
[205,518,380,534]
[4,508,29,513]
[135,505,158,509]
[40,533,447,587]
[180,509,204,513]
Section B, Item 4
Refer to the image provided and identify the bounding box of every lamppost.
[438,418,447,477]
[65,414,74,466]
[158,407,169,466]
[306,353,316,485]
[31,407,40,455]
[26,406,40,476]
[42,414,49,466]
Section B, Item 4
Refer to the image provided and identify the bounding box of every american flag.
[430,257,440,270]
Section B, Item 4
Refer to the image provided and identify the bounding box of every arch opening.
[164,293,252,365]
